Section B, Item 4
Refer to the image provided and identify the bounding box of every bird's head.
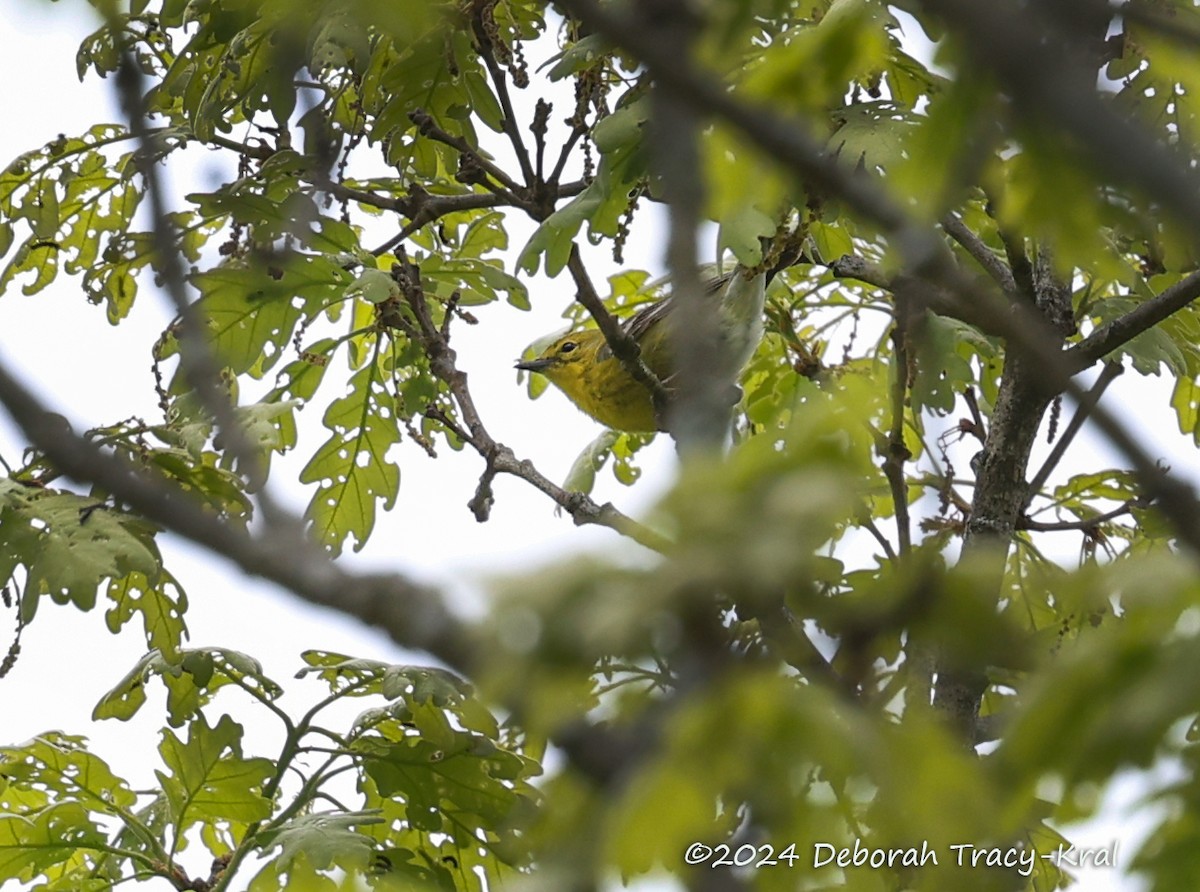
[514,331,605,385]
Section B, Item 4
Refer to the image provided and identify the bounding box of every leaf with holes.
[300,362,401,554]
[0,124,144,304]
[0,732,136,816]
[104,571,189,662]
[1172,375,1200,445]
[563,429,620,495]
[254,810,381,876]
[140,447,253,522]
[0,802,107,883]
[352,701,539,880]
[0,481,162,623]
[93,648,282,727]
[186,254,351,378]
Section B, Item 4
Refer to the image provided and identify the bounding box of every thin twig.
[565,246,671,418]
[392,254,670,552]
[313,178,406,212]
[549,123,588,187]
[207,132,275,160]
[1024,361,1125,505]
[531,98,550,184]
[369,193,506,256]
[1018,500,1136,532]
[862,517,898,563]
[962,388,987,443]
[368,182,586,256]
[474,33,536,186]
[409,108,525,194]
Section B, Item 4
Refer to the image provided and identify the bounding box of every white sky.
[1,3,1196,890]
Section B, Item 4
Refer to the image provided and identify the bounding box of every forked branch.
[390,255,670,553]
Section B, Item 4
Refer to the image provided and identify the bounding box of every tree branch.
[391,255,670,553]
[549,122,588,188]
[643,0,726,452]
[828,254,893,290]
[940,213,1016,294]
[862,517,898,563]
[962,388,987,444]
[1002,237,1034,302]
[472,24,537,187]
[565,246,672,419]
[206,132,275,161]
[827,254,1009,339]
[314,178,406,212]
[531,98,550,184]
[409,108,526,196]
[882,297,914,556]
[368,190,510,256]
[116,56,269,495]
[0,357,475,673]
[930,269,1072,738]
[368,181,587,257]
[1018,500,1136,532]
[1066,270,1200,373]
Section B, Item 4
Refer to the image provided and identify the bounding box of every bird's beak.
[515,357,554,373]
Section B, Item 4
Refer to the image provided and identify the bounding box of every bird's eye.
[559,341,578,354]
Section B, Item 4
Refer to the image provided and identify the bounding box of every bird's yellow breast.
[542,348,660,432]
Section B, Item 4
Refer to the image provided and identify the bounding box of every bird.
[515,268,767,432]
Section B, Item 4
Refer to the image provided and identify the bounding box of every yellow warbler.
[515,269,766,432]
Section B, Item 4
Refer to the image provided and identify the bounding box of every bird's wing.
[619,271,736,344]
